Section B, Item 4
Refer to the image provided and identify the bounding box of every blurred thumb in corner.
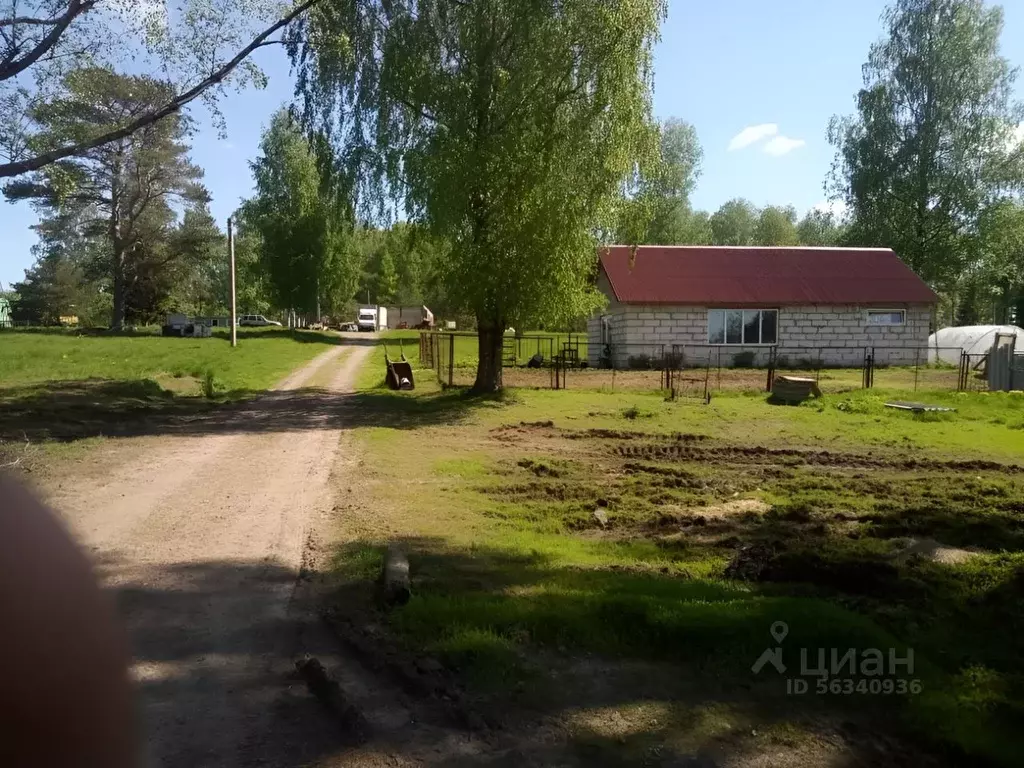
[0,474,137,767]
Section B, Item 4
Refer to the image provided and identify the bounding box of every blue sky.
[3,0,1024,287]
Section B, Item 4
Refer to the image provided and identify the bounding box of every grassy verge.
[331,361,1024,764]
[0,326,340,391]
[0,327,341,447]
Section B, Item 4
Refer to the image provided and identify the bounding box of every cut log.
[294,656,369,741]
[381,543,411,605]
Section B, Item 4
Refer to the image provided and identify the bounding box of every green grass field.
[335,353,1024,764]
[0,327,342,444]
[0,326,339,392]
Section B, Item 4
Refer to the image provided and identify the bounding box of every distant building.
[0,295,11,327]
[589,246,938,368]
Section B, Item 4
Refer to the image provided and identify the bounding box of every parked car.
[238,314,282,327]
[339,322,359,332]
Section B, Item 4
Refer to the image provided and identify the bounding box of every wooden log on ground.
[294,656,369,742]
[380,543,411,606]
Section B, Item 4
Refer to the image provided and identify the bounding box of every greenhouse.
[928,325,1024,365]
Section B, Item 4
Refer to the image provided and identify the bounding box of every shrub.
[627,354,654,371]
[732,351,756,368]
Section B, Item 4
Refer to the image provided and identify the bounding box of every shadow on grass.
[95,550,943,768]
[0,379,502,441]
[327,536,982,767]
[0,326,161,337]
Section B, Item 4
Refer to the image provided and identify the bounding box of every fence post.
[914,347,920,392]
[765,346,777,392]
[435,334,442,384]
[448,333,454,387]
[862,347,874,389]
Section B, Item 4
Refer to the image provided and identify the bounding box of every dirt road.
[45,341,374,768]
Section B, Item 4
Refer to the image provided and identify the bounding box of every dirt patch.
[896,537,983,565]
[518,458,562,477]
[703,498,772,518]
[492,423,707,444]
[568,428,707,442]
[616,443,1024,473]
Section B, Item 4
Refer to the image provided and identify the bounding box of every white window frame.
[600,315,612,345]
[865,309,906,327]
[707,309,779,345]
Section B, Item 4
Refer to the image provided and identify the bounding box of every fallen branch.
[294,656,369,742]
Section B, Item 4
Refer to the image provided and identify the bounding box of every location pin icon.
[770,621,789,644]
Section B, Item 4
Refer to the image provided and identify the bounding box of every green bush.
[627,354,655,371]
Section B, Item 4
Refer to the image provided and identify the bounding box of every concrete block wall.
[586,316,602,367]
[589,307,632,367]
[589,304,933,368]
[777,305,931,365]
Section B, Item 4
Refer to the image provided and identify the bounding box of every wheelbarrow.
[384,341,415,391]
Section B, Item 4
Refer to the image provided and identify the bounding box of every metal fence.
[417,332,1005,394]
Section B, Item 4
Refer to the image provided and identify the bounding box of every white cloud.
[763,136,806,156]
[728,123,778,151]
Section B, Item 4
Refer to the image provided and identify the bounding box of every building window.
[866,310,905,326]
[708,309,778,345]
[600,316,612,345]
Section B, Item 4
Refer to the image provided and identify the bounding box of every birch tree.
[290,0,665,391]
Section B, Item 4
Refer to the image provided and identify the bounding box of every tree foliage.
[8,206,109,325]
[291,0,666,390]
[164,206,228,316]
[796,209,845,247]
[828,0,1024,288]
[615,117,704,245]
[970,199,1024,323]
[0,0,326,178]
[243,108,359,319]
[3,67,207,327]
[709,198,758,246]
[753,204,799,246]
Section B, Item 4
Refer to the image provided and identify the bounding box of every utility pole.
[228,216,237,348]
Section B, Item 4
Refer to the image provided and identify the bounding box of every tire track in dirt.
[44,340,373,768]
[48,345,348,548]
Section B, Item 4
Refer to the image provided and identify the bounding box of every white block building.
[587,246,937,369]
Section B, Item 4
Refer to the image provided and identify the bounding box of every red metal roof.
[599,246,938,306]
